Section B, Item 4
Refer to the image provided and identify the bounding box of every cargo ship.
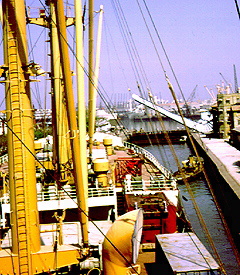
[0,0,222,274]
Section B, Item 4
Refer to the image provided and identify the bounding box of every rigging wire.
[136,1,228,264]
[26,38,45,107]
[23,0,237,272]
[196,132,240,267]
[0,116,141,274]
[36,0,131,138]
[112,0,185,175]
[4,2,139,272]
[142,0,239,266]
[136,0,228,272]
[2,0,234,274]
[103,17,130,97]
[111,0,153,99]
[110,0,172,168]
[167,79,227,274]
[140,0,189,108]
[235,0,240,20]
[22,1,232,272]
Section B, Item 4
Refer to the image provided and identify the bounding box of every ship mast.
[75,0,89,202]
[27,0,89,246]
[0,1,88,273]
[53,0,88,246]
[88,0,95,157]
[49,1,71,180]
[87,0,104,159]
[2,1,41,272]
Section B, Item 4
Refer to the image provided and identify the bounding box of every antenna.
[234,64,239,93]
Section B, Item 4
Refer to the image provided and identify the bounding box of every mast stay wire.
[35,0,132,138]
[7,2,140,272]
[140,0,239,268]
[29,1,234,272]
[29,2,116,128]
[103,17,132,99]
[234,0,240,20]
[137,0,233,271]
[25,20,46,109]
[131,0,185,173]
[1,117,141,275]
[167,79,227,273]
[60,0,164,157]
[134,0,228,272]
[111,0,166,124]
[24,0,236,272]
[108,1,227,271]
[111,0,148,99]
[35,0,168,163]
[111,0,174,168]
[140,0,189,107]
[29,3,167,263]
[9,1,230,274]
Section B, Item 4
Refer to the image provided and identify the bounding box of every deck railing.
[0,142,176,205]
[124,179,176,191]
[36,185,116,202]
[0,176,176,205]
[124,141,173,179]
[0,185,116,204]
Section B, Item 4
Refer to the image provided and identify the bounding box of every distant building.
[211,88,240,139]
[229,104,240,130]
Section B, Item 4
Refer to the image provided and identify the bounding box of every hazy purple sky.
[1,1,239,109]
[93,0,240,103]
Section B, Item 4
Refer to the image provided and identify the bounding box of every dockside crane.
[204,86,216,102]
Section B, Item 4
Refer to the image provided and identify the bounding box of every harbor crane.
[204,86,216,101]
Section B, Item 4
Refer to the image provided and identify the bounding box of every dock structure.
[192,134,240,199]
[192,133,240,251]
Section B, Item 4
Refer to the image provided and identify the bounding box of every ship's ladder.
[6,26,30,274]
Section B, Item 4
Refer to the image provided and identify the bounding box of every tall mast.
[53,0,88,246]
[88,0,95,157]
[2,0,40,272]
[75,0,88,201]
[94,5,104,99]
[88,1,103,158]
[0,1,89,272]
[49,1,71,180]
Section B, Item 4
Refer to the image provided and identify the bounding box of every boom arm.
[132,94,213,134]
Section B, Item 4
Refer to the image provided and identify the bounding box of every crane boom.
[132,94,213,134]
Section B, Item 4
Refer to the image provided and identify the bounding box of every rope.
[1,117,141,274]
[25,6,48,110]
[166,78,227,274]
[133,0,227,271]
[110,0,176,169]
[140,0,189,106]
[235,0,240,20]
[187,232,216,272]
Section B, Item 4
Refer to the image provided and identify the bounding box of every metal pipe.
[88,0,95,157]
[54,0,88,246]
[75,0,89,207]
